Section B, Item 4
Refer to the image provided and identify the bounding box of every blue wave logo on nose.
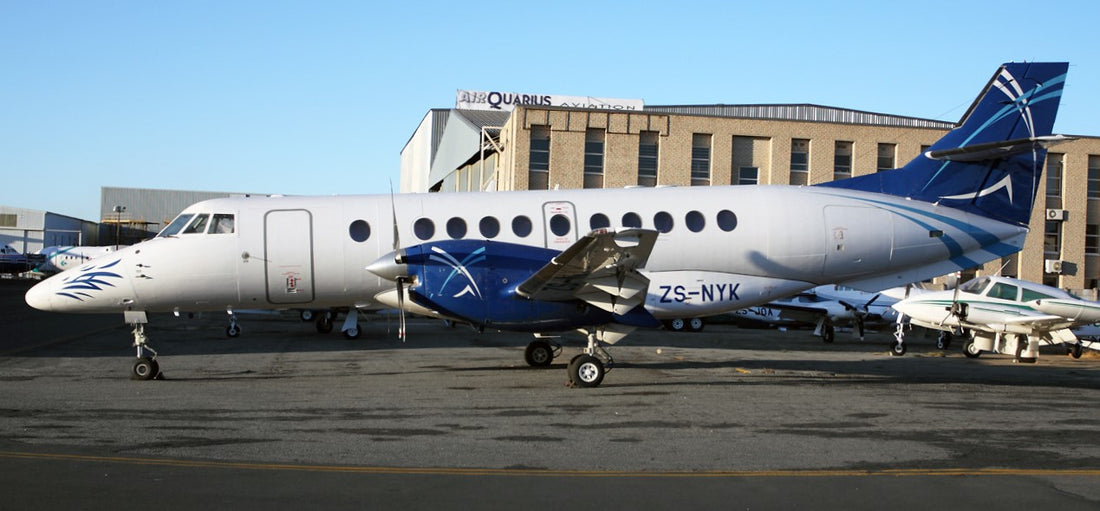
[57,259,123,301]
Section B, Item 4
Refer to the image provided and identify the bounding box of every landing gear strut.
[890,315,907,356]
[568,331,614,388]
[127,311,161,380]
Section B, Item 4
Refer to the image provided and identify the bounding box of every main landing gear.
[523,331,617,388]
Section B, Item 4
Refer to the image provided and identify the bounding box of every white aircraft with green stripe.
[891,275,1100,361]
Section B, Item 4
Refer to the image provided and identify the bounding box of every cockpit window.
[211,214,235,234]
[182,214,210,234]
[158,214,195,237]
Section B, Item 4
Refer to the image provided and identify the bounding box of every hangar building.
[401,90,1100,294]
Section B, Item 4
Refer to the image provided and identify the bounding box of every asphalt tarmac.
[1,278,1098,510]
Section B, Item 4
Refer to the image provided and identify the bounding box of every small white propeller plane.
[733,285,899,342]
[891,275,1100,361]
[25,62,1072,387]
[33,245,121,275]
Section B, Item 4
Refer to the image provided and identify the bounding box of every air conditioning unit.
[1045,259,1064,274]
[1046,208,1066,221]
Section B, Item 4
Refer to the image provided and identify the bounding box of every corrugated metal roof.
[644,104,955,129]
[453,109,510,131]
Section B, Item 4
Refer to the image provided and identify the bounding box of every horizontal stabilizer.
[925,135,1076,162]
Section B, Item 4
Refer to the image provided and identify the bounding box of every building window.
[1087,224,1100,255]
[529,125,550,190]
[1089,155,1100,199]
[0,214,15,228]
[877,143,895,172]
[1044,220,1061,256]
[737,167,758,185]
[790,139,809,185]
[834,141,852,180]
[691,133,711,186]
[584,128,605,189]
[638,131,659,187]
[1047,153,1064,209]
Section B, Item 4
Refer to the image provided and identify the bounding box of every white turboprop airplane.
[25,62,1071,387]
[33,245,121,275]
[891,275,1100,362]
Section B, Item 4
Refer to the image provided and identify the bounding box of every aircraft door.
[542,201,577,251]
[264,209,315,304]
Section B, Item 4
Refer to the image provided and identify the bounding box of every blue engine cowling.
[400,239,659,331]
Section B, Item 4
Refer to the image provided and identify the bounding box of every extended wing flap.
[516,229,659,312]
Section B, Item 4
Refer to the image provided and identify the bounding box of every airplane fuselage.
[27,184,1028,323]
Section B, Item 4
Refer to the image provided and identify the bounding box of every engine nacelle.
[400,239,658,331]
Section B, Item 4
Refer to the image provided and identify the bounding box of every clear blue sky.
[2,0,1098,221]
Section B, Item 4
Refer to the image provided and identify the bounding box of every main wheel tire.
[524,341,554,367]
[963,338,982,358]
[131,357,158,381]
[343,325,361,339]
[667,318,686,332]
[687,317,705,332]
[568,354,605,388]
[1071,343,1084,359]
[316,316,334,334]
[822,325,835,344]
[300,310,315,322]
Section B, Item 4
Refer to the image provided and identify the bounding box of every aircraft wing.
[516,229,658,315]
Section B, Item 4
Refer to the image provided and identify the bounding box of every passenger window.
[512,216,533,238]
[686,210,705,232]
[349,219,370,242]
[182,214,210,234]
[622,212,642,228]
[654,212,673,233]
[717,210,737,232]
[446,217,467,239]
[479,217,500,239]
[414,218,435,240]
[211,214,235,234]
[550,214,571,237]
[158,214,195,237]
[1020,289,1054,302]
[988,283,1019,301]
[590,213,610,230]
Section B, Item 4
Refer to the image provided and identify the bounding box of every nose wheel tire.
[568,354,605,388]
[131,357,160,381]
[889,340,907,356]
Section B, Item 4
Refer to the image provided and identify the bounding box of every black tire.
[226,324,241,338]
[300,310,315,322]
[1071,343,1083,359]
[316,316,334,334]
[667,319,686,332]
[131,357,158,381]
[963,338,982,358]
[1014,335,1026,363]
[568,354,605,388]
[524,341,554,367]
[343,325,361,340]
[889,341,907,356]
[822,325,835,344]
[687,317,705,332]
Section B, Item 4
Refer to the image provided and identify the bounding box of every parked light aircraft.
[732,285,899,342]
[891,275,1099,362]
[33,245,121,275]
[0,244,33,275]
[25,62,1070,387]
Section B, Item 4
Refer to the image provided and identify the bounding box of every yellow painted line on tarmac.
[1,451,1098,478]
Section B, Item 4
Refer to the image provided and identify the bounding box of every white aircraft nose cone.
[25,280,54,311]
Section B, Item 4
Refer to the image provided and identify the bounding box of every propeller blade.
[864,294,880,309]
[396,277,407,342]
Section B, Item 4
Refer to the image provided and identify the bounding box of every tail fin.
[820,62,1069,226]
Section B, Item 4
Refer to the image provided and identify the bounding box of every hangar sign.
[456,90,643,112]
